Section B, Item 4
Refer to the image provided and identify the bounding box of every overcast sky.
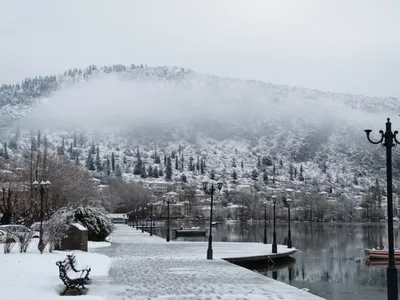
[0,0,399,97]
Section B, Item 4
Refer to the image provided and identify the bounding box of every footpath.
[89,224,325,300]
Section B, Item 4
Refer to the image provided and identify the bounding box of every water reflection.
[154,221,400,300]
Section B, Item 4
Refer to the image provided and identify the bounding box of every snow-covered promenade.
[89,224,324,300]
[0,225,325,300]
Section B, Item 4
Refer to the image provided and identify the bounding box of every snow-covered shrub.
[72,206,114,241]
[44,211,71,252]
[47,205,114,243]
[3,231,16,254]
[18,231,34,253]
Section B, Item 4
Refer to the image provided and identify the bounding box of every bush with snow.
[46,205,114,245]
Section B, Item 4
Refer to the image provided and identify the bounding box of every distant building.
[236,184,253,195]
[107,213,128,224]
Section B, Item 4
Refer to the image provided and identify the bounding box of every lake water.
[153,221,400,300]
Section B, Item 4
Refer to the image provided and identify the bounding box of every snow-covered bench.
[56,259,87,295]
[66,253,91,282]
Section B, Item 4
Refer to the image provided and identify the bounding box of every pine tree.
[3,142,9,159]
[123,155,127,164]
[79,133,84,148]
[86,152,95,170]
[241,161,244,169]
[154,148,161,164]
[323,161,327,173]
[200,158,205,174]
[136,147,140,158]
[159,168,164,177]
[232,170,238,181]
[299,164,304,181]
[153,167,159,178]
[180,152,184,170]
[171,150,176,159]
[111,152,115,172]
[164,154,167,165]
[263,172,269,184]
[115,164,122,177]
[294,168,297,178]
[196,156,200,171]
[106,156,111,175]
[257,156,261,168]
[165,156,172,180]
[140,165,147,178]
[289,164,294,181]
[90,142,96,155]
[95,146,102,171]
[280,159,283,168]
[189,157,194,171]
[148,165,153,177]
[37,130,41,148]
[210,169,215,180]
[251,169,258,180]
[175,156,179,170]
[273,164,276,176]
[181,173,187,183]
[232,158,237,168]
[73,132,77,147]
[178,144,182,155]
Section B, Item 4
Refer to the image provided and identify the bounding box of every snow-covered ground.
[0,239,111,300]
[0,227,324,299]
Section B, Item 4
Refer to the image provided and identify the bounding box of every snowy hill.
[0,64,399,197]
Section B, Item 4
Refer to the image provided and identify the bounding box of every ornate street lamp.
[272,195,277,253]
[202,179,223,260]
[286,198,292,249]
[148,202,153,236]
[365,118,399,300]
[32,180,51,254]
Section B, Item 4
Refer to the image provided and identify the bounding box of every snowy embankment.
[0,239,111,300]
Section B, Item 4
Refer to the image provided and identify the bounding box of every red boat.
[366,260,400,267]
[364,249,400,260]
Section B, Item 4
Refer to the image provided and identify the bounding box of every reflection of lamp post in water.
[286,198,292,249]
[147,202,153,236]
[272,195,277,253]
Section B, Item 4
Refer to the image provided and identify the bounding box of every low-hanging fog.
[22,69,397,143]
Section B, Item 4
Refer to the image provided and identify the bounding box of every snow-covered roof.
[71,223,87,231]
[108,213,128,219]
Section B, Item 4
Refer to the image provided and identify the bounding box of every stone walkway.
[90,225,324,300]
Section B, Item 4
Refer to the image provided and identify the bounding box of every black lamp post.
[148,203,153,236]
[258,191,268,244]
[140,207,145,233]
[365,118,398,300]
[272,195,277,253]
[135,209,138,229]
[202,179,223,260]
[32,180,51,254]
[286,198,292,249]
[144,207,148,232]
[263,202,268,244]
[166,197,171,242]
